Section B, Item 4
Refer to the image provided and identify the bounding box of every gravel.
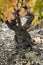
[0,23,43,65]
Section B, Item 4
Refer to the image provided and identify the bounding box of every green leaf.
[34,0,43,17]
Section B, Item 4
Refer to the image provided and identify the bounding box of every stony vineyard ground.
[0,23,43,65]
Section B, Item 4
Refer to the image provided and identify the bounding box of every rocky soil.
[0,23,43,65]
